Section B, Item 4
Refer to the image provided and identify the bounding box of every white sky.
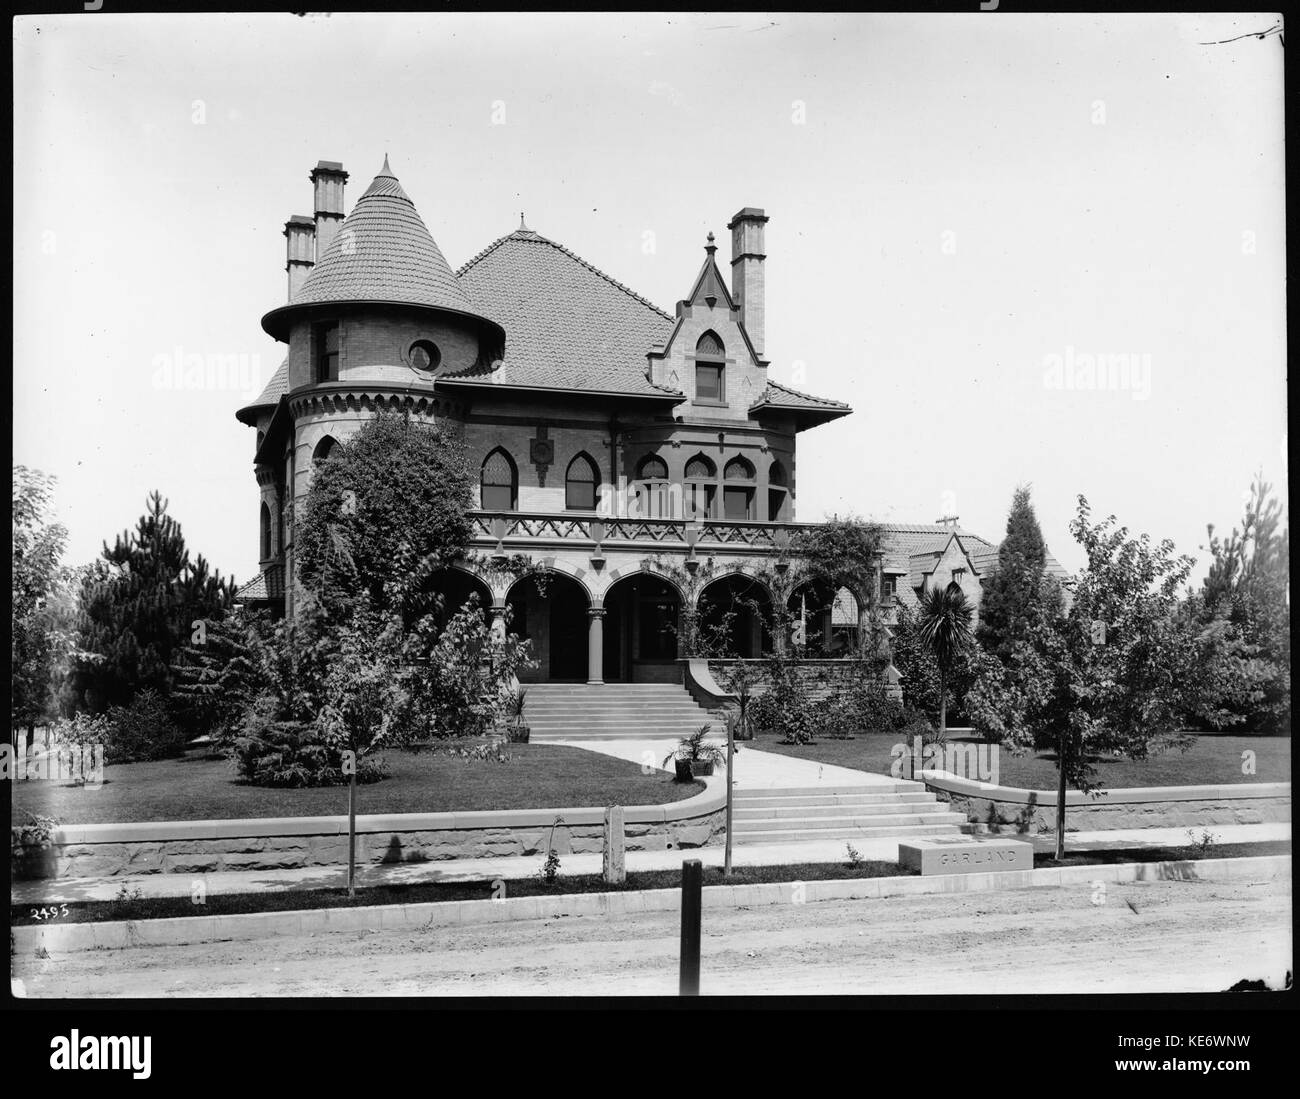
[13,11,1287,587]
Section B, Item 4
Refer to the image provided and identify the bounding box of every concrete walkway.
[553,739,900,790]
[12,822,1289,906]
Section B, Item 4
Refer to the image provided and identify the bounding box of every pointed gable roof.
[445,225,681,399]
[261,159,500,343]
[685,235,735,310]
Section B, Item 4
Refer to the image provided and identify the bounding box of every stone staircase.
[523,682,721,742]
[731,783,967,845]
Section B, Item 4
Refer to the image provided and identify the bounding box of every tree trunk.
[347,762,358,898]
[1055,732,1067,861]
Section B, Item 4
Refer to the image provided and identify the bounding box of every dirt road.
[13,876,1291,997]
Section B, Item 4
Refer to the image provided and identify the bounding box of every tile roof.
[287,161,475,314]
[750,379,851,414]
[237,356,290,419]
[234,562,285,603]
[449,227,682,398]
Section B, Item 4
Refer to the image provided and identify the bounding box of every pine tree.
[65,492,235,714]
[976,485,1059,660]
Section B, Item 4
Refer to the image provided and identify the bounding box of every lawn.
[11,744,703,826]
[750,731,1290,788]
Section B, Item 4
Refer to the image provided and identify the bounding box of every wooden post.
[679,859,702,995]
[724,714,735,876]
[1055,734,1067,861]
[347,758,358,897]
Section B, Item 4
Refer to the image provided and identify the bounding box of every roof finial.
[520,211,527,231]
[705,231,717,256]
[380,152,392,176]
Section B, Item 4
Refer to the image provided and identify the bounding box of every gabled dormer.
[649,230,769,421]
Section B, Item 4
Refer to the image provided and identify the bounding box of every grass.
[12,840,1288,927]
[10,744,703,826]
[750,731,1290,788]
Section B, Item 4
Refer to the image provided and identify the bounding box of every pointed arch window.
[695,331,725,404]
[722,456,755,521]
[481,448,518,511]
[259,502,272,561]
[768,459,788,521]
[684,453,717,521]
[635,454,671,519]
[312,436,338,466]
[565,452,600,511]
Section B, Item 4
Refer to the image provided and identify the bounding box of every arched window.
[312,436,337,466]
[635,454,670,519]
[696,331,724,357]
[565,452,600,511]
[695,331,725,404]
[768,460,788,521]
[259,501,272,560]
[722,456,755,521]
[684,453,716,521]
[481,448,517,511]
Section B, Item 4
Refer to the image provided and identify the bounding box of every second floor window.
[695,331,725,403]
[565,453,599,511]
[635,454,670,518]
[314,322,340,382]
[481,448,517,510]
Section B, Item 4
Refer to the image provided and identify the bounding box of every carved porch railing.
[468,510,810,554]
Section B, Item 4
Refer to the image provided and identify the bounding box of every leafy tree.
[915,584,976,733]
[967,496,1249,858]
[12,467,70,734]
[171,609,276,747]
[1192,473,1290,733]
[976,485,1063,660]
[64,492,233,716]
[295,413,474,622]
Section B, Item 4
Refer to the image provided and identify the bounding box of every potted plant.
[504,686,530,744]
[663,724,726,780]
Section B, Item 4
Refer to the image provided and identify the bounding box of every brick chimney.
[284,215,315,301]
[727,207,769,357]
[309,160,348,259]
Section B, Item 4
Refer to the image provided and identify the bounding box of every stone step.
[530,730,719,741]
[733,791,934,808]
[733,799,940,820]
[733,780,925,795]
[732,812,961,833]
[525,707,712,718]
[732,823,964,845]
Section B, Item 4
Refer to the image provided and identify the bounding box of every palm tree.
[915,582,975,733]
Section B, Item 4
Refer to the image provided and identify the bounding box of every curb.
[13,854,1289,957]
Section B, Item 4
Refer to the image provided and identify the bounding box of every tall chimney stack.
[284,215,315,301]
[310,160,348,259]
[727,207,769,358]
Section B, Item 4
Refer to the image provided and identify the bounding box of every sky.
[12,11,1287,588]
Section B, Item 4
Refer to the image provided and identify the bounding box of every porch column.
[489,602,507,645]
[587,607,605,684]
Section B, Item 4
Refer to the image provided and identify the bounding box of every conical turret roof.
[262,158,496,342]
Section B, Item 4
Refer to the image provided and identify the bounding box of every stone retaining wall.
[13,793,726,880]
[921,771,1291,834]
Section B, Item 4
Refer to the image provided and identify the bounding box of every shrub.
[97,689,188,763]
[230,697,387,788]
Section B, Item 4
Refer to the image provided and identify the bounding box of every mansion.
[234,158,1064,692]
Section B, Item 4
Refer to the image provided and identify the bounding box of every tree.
[64,492,234,716]
[12,467,70,735]
[1193,473,1290,734]
[967,496,1246,859]
[976,485,1062,660]
[915,584,976,733]
[295,413,474,623]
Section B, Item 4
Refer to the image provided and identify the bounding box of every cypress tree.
[976,485,1056,660]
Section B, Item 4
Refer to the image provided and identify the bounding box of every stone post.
[603,804,626,884]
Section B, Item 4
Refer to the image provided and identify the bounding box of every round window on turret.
[408,339,442,372]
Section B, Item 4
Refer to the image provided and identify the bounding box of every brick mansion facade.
[234,158,1064,692]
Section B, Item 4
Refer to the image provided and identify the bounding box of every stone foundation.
[922,772,1291,834]
[13,797,726,881]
